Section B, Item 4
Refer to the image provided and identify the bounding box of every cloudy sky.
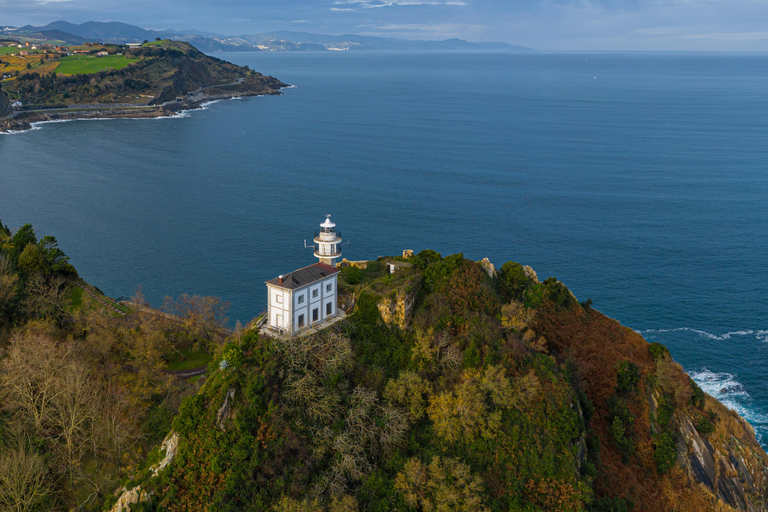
[3,0,768,51]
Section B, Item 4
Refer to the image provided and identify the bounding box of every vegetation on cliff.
[0,221,233,511]
[1,223,767,512]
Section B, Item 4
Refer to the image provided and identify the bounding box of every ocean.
[2,50,768,444]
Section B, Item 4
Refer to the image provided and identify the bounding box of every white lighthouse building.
[265,215,341,335]
[314,215,342,266]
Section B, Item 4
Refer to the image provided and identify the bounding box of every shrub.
[609,417,635,460]
[690,378,705,409]
[497,261,534,303]
[615,361,640,394]
[655,394,674,430]
[696,417,715,435]
[653,432,677,474]
[648,342,670,361]
[607,396,634,427]
[589,496,634,512]
[341,266,362,285]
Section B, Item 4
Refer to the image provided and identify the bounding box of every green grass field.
[165,349,212,371]
[68,286,84,313]
[0,47,21,55]
[55,54,138,75]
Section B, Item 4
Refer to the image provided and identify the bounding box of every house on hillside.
[265,215,343,335]
[96,51,108,57]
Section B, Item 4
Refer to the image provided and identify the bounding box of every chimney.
[279,275,284,284]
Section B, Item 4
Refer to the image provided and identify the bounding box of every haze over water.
[2,51,768,444]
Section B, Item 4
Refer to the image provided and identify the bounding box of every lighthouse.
[264,214,342,335]
[313,214,342,266]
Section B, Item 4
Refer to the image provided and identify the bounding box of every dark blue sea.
[2,51,768,443]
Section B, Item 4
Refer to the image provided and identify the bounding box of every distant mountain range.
[1,20,533,53]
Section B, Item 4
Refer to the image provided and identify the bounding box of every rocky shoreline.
[0,75,287,134]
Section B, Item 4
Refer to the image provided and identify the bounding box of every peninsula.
[0,39,287,132]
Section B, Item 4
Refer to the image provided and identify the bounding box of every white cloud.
[680,30,768,41]
[333,0,467,8]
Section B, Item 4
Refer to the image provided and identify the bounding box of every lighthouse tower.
[314,214,342,266]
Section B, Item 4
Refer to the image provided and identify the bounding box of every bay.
[2,50,768,443]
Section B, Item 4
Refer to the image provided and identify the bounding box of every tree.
[497,261,534,303]
[162,294,230,347]
[427,365,537,443]
[384,371,432,421]
[21,274,64,321]
[0,434,50,512]
[49,359,98,484]
[0,332,64,434]
[37,236,72,274]
[0,254,19,318]
[395,456,490,512]
[7,224,36,266]
[17,243,49,276]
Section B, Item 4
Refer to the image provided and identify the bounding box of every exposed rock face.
[477,257,497,278]
[649,387,768,511]
[216,388,236,432]
[403,250,414,259]
[676,409,768,511]
[110,486,152,512]
[152,432,180,477]
[377,287,418,330]
[522,265,539,284]
[337,258,369,269]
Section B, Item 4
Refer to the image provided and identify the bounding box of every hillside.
[1,21,533,53]
[0,40,285,107]
[1,222,766,511]
[0,39,286,132]
[106,253,768,512]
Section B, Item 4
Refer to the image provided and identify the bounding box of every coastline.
[0,80,289,134]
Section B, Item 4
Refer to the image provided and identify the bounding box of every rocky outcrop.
[109,486,152,512]
[652,388,768,511]
[337,258,369,270]
[377,285,418,330]
[152,432,180,477]
[522,265,539,285]
[216,388,236,432]
[477,257,497,278]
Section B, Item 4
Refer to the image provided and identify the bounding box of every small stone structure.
[385,260,413,274]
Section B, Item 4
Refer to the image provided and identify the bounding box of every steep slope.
[110,252,768,512]
[0,88,11,117]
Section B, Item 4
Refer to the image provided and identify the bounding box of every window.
[326,302,332,315]
[276,294,282,304]
[313,308,318,322]
[312,289,319,298]
[298,314,304,328]
[326,283,332,292]
[298,294,304,304]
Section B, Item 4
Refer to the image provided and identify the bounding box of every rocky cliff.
[109,252,768,512]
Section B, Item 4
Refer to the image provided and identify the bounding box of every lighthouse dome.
[320,215,336,229]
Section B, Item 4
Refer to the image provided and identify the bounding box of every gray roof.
[266,262,339,290]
